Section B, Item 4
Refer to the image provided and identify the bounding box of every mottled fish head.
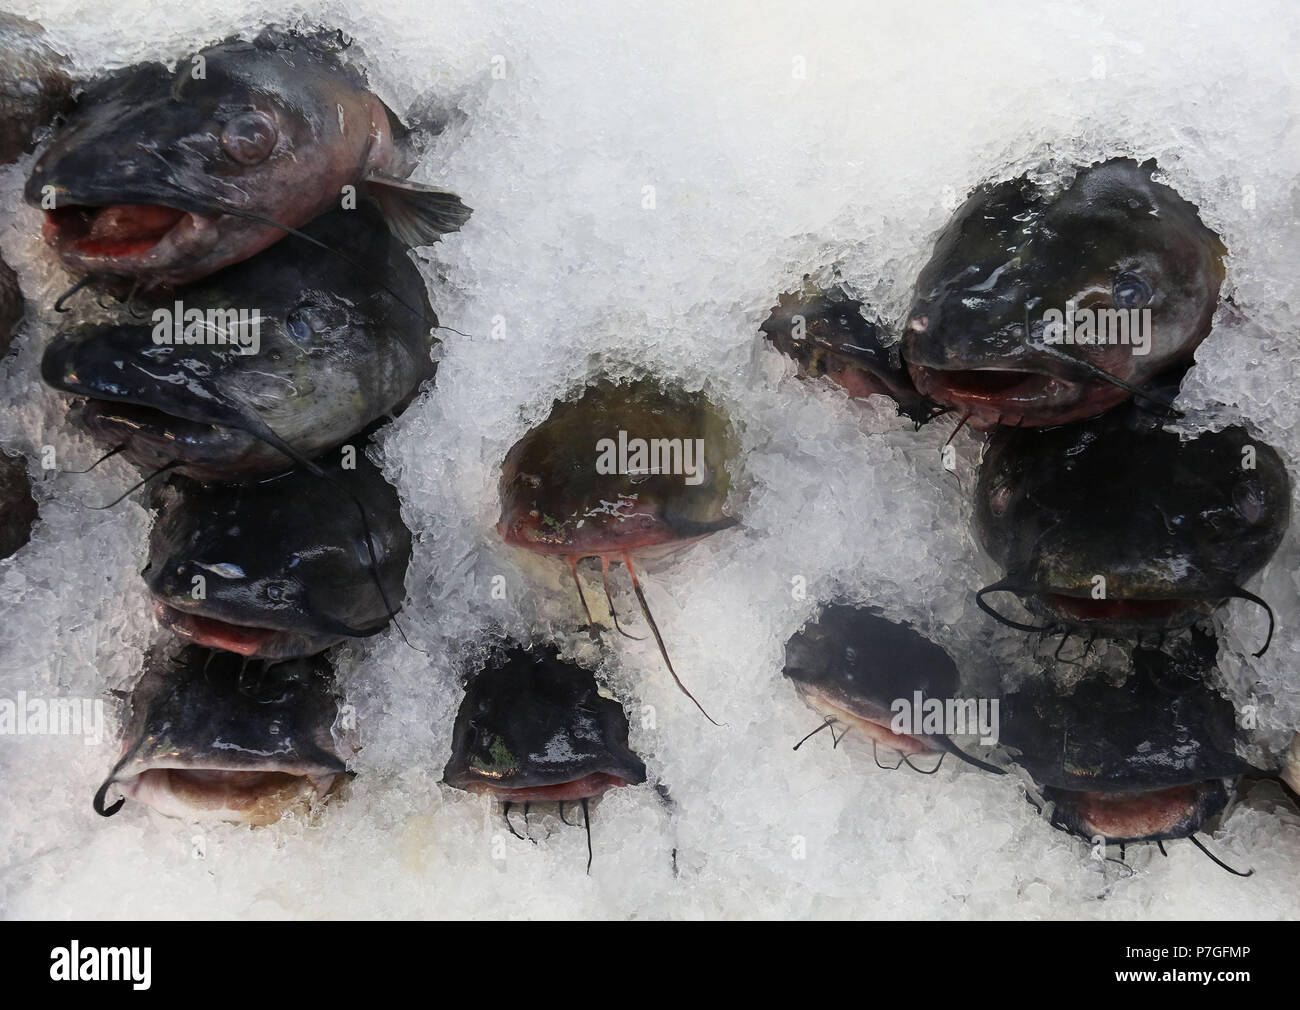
[783,603,961,759]
[40,205,435,481]
[95,646,350,824]
[442,645,647,802]
[760,284,940,425]
[26,27,395,286]
[497,377,738,559]
[144,452,411,658]
[904,158,1225,430]
[975,415,1289,644]
[1000,635,1253,843]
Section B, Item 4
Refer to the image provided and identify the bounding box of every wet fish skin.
[95,646,349,824]
[0,254,21,358]
[442,644,646,798]
[760,284,941,425]
[40,204,436,481]
[497,377,738,558]
[903,158,1225,429]
[144,447,412,659]
[997,634,1255,843]
[25,25,470,287]
[783,603,960,747]
[974,407,1290,636]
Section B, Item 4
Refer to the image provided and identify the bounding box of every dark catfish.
[903,158,1225,430]
[443,644,646,869]
[783,603,1001,772]
[999,633,1255,847]
[0,254,21,358]
[94,646,350,824]
[41,204,435,481]
[0,449,37,561]
[144,448,411,658]
[974,410,1289,653]
[760,283,939,425]
[0,12,73,164]
[26,26,469,287]
[498,377,738,722]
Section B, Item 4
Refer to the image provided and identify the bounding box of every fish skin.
[144,447,411,660]
[903,158,1225,430]
[973,407,1290,636]
[996,635,1254,843]
[497,377,738,558]
[25,25,470,286]
[0,11,73,165]
[95,646,349,825]
[442,644,646,796]
[40,204,436,481]
[783,603,959,739]
[0,450,37,561]
[0,254,21,358]
[760,283,942,425]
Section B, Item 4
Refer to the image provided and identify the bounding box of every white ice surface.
[2,0,1300,919]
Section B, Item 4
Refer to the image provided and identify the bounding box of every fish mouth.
[1045,781,1226,843]
[908,364,1126,429]
[449,771,636,803]
[115,765,343,825]
[42,202,219,272]
[69,398,277,481]
[1041,592,1201,625]
[798,685,938,758]
[153,601,339,660]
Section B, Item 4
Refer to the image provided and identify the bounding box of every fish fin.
[366,175,472,247]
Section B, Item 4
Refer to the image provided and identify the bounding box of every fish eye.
[285,309,314,345]
[220,110,278,165]
[1112,271,1152,310]
[1233,481,1267,525]
[264,581,293,603]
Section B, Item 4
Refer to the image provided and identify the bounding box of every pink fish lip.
[907,363,1132,429]
[445,771,634,803]
[42,202,225,284]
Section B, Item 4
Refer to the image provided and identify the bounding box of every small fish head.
[442,645,647,801]
[100,647,348,824]
[783,604,958,754]
[497,378,737,558]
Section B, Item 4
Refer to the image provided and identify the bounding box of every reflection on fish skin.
[94,646,351,825]
[973,405,1290,647]
[996,636,1258,845]
[40,204,437,482]
[441,643,647,800]
[143,447,412,660]
[903,158,1225,430]
[26,25,470,287]
[783,603,962,761]
[760,282,943,426]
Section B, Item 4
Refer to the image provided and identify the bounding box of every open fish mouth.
[1044,780,1228,843]
[908,365,1122,428]
[107,763,342,826]
[42,202,219,270]
[152,601,336,660]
